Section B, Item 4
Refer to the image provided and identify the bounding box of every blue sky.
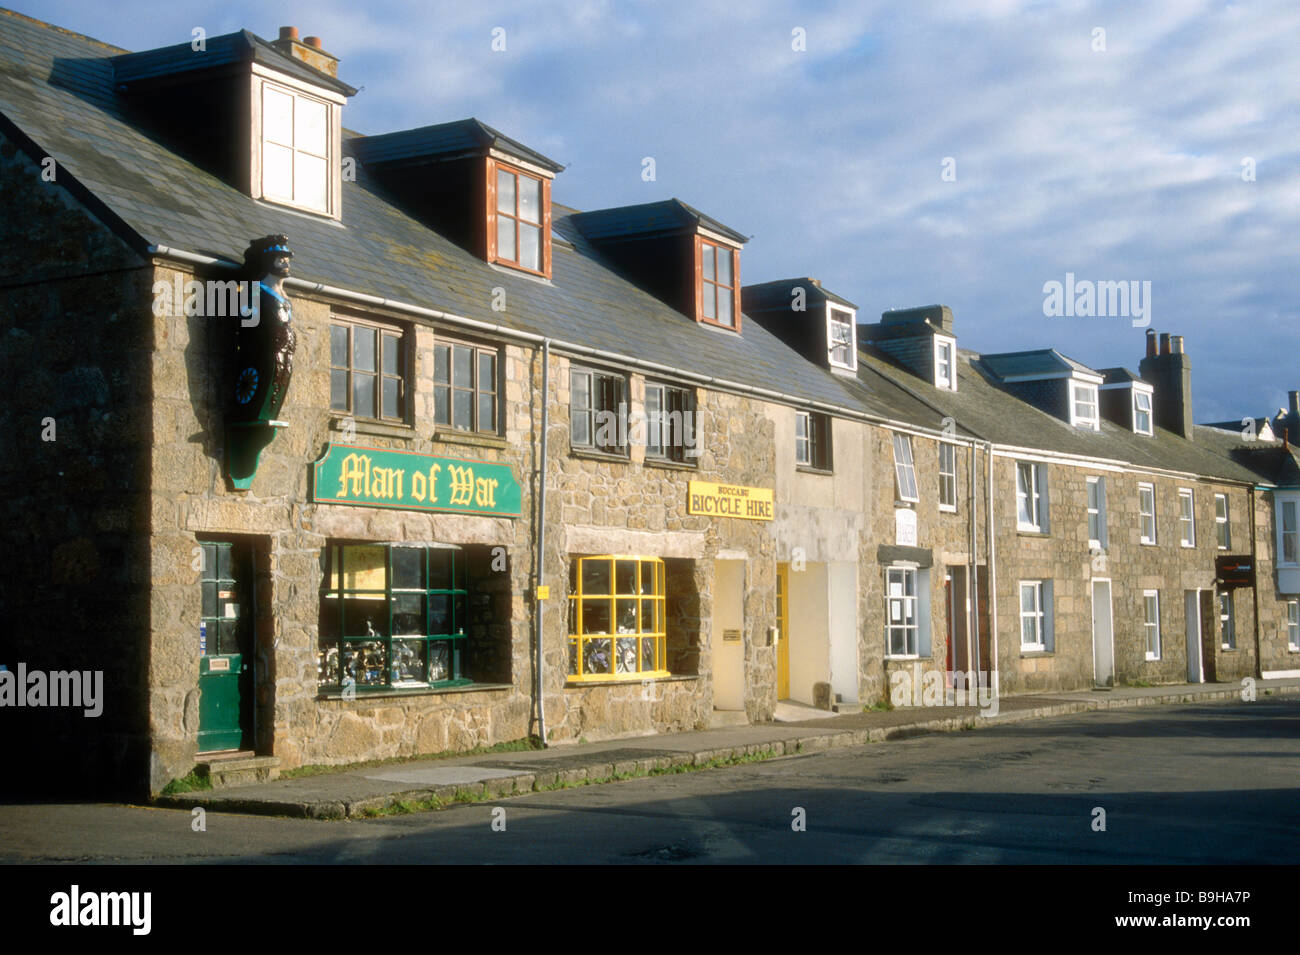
[14,0,1299,421]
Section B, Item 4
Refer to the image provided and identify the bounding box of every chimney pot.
[1170,335,1184,355]
[1159,333,1171,356]
[305,36,323,49]
[1145,328,1157,357]
[279,26,298,41]
[1290,391,1300,415]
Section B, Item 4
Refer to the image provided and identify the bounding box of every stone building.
[2,11,1296,799]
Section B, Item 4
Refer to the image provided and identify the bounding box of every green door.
[198,541,254,753]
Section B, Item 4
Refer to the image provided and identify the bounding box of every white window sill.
[939,504,957,513]
[1145,653,1161,661]
[1180,542,1196,549]
[884,654,920,661]
[1020,644,1048,653]
[1140,539,1157,546]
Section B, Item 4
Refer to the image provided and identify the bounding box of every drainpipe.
[967,441,978,674]
[985,441,999,699]
[1250,486,1262,680]
[534,339,551,745]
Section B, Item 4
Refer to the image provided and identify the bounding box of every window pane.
[702,286,716,319]
[582,558,611,595]
[262,142,293,198]
[429,549,451,590]
[262,86,294,145]
[716,286,733,325]
[497,215,515,261]
[434,344,450,384]
[477,393,496,432]
[434,386,449,426]
[353,327,375,372]
[295,153,327,210]
[519,223,540,270]
[382,378,400,419]
[391,594,425,635]
[391,639,427,684]
[330,325,349,367]
[428,641,451,682]
[518,176,540,223]
[330,369,348,410]
[615,560,636,595]
[583,601,611,636]
[716,248,732,284]
[478,352,496,392]
[496,169,515,214]
[453,345,473,386]
[382,333,400,375]
[701,245,715,281]
[391,547,423,589]
[453,389,472,430]
[295,97,327,155]
[352,372,375,418]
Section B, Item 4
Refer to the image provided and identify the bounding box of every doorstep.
[196,752,281,789]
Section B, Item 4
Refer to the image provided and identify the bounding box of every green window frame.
[200,541,246,656]
[318,543,470,692]
[434,339,499,434]
[567,555,667,681]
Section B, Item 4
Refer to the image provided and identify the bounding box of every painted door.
[1185,589,1203,683]
[711,559,745,710]
[776,562,790,699]
[1091,579,1114,687]
[198,541,254,752]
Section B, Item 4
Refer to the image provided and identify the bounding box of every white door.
[711,560,745,710]
[1091,579,1114,687]
[1185,589,1203,683]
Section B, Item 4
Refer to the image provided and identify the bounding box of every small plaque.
[723,628,742,643]
[895,508,918,547]
[208,658,231,672]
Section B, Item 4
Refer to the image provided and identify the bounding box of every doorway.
[776,562,790,699]
[1184,589,1204,683]
[711,559,745,711]
[1091,578,1114,687]
[197,539,255,752]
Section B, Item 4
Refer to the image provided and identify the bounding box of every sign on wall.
[311,444,522,516]
[687,480,774,521]
[1215,555,1255,589]
[895,508,918,547]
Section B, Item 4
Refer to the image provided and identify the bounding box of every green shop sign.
[311,443,522,517]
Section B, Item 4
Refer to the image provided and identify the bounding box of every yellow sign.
[687,480,774,521]
[535,585,550,600]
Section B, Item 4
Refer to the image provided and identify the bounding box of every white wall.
[828,561,859,702]
[788,562,830,705]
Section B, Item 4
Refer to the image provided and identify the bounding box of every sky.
[11,0,1299,422]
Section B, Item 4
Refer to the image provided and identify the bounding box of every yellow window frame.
[567,555,669,682]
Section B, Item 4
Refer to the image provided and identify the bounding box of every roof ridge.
[0,7,130,54]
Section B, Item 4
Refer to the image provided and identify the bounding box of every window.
[934,338,956,390]
[1143,590,1161,660]
[1087,476,1107,548]
[570,367,628,455]
[1133,390,1153,435]
[1138,482,1157,545]
[1288,601,1299,651]
[795,411,833,471]
[828,306,855,369]
[318,544,472,691]
[1071,383,1099,430]
[433,339,498,434]
[567,556,667,680]
[493,164,545,274]
[1019,580,1052,650]
[938,442,957,511]
[1016,461,1047,532]
[645,382,697,463]
[698,239,738,329]
[1179,488,1195,547]
[260,81,331,214]
[330,318,406,422]
[1215,493,1231,550]
[1282,500,1297,565]
[893,433,919,502]
[1218,591,1235,650]
[885,566,919,657]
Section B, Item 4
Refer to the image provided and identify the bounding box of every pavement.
[155,676,1300,820]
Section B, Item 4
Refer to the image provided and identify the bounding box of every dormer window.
[1071,382,1100,431]
[1133,389,1153,435]
[492,163,548,275]
[934,337,956,391]
[254,76,342,217]
[828,306,856,370]
[697,238,740,330]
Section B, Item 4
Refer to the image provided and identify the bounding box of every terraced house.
[2,11,1295,798]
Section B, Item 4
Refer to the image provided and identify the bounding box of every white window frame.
[1178,488,1196,548]
[1143,590,1161,660]
[1215,493,1230,550]
[1132,388,1154,435]
[1070,382,1100,431]
[1138,482,1157,545]
[1287,600,1299,651]
[827,305,856,371]
[938,442,957,512]
[893,433,919,503]
[933,336,956,391]
[1019,580,1051,651]
[795,411,811,467]
[1016,461,1047,532]
[1219,590,1236,650]
[884,565,920,658]
[255,76,339,217]
[1280,498,1298,567]
[1086,476,1107,549]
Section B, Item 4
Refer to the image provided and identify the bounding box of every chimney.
[1138,329,1194,440]
[270,25,340,77]
[1290,391,1300,415]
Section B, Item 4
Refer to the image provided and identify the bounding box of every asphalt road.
[2,698,1297,864]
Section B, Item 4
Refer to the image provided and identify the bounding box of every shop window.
[434,339,499,434]
[330,317,406,422]
[567,556,667,681]
[570,367,628,455]
[645,382,697,463]
[318,543,471,691]
[938,441,957,512]
[796,410,833,471]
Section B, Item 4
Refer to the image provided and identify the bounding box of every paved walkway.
[156,677,1300,819]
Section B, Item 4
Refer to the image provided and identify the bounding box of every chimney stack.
[1139,329,1194,440]
[270,26,340,77]
[1290,391,1300,415]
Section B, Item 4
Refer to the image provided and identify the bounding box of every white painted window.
[1133,390,1153,435]
[1016,461,1047,532]
[1143,590,1161,660]
[261,81,331,213]
[934,338,955,390]
[1288,601,1299,651]
[938,442,957,512]
[1087,476,1107,548]
[1071,383,1099,431]
[893,433,919,503]
[1019,580,1052,650]
[1282,500,1298,565]
[885,565,919,657]
[1219,591,1236,650]
[1215,493,1230,550]
[828,307,855,370]
[1179,488,1195,547]
[1139,482,1157,545]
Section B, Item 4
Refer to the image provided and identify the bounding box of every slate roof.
[1097,367,1150,386]
[743,278,858,312]
[350,118,564,172]
[570,198,748,245]
[980,349,1101,381]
